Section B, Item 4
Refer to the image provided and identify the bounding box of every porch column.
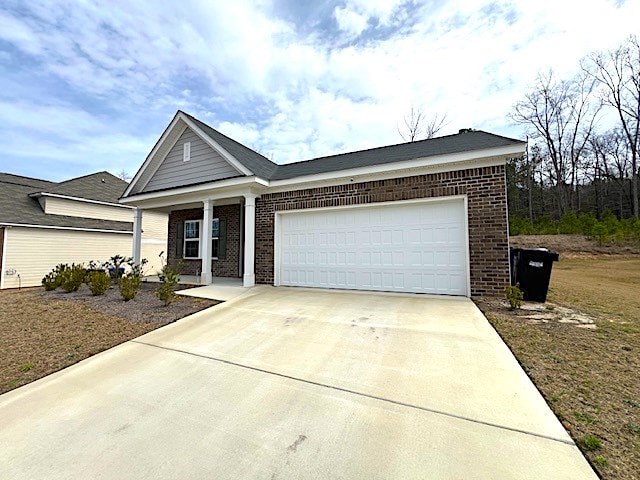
[132,208,142,265]
[201,199,213,284]
[243,194,256,287]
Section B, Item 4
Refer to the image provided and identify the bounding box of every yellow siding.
[43,197,133,222]
[1,218,169,288]
[2,227,132,288]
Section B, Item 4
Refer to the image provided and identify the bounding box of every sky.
[0,0,638,182]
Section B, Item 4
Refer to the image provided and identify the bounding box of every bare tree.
[398,107,448,142]
[583,35,640,218]
[511,70,599,215]
[117,169,132,182]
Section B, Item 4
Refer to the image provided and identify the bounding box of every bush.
[509,216,532,236]
[42,272,58,291]
[88,270,111,296]
[106,255,133,283]
[118,275,142,301]
[505,282,524,310]
[41,263,69,291]
[155,253,181,306]
[60,264,86,293]
[558,211,580,234]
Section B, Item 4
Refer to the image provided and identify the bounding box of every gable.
[142,127,243,193]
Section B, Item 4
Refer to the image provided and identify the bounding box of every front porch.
[131,193,258,288]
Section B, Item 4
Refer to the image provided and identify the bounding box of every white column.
[201,199,213,285]
[132,208,143,265]
[243,195,256,287]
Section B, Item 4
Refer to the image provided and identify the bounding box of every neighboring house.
[121,111,526,297]
[0,172,167,289]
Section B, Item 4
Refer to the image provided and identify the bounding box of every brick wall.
[255,166,509,297]
[167,204,241,277]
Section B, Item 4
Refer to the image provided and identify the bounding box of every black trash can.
[510,248,559,302]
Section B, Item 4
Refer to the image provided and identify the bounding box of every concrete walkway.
[0,287,596,479]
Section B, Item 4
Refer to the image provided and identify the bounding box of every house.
[0,171,167,289]
[121,111,526,297]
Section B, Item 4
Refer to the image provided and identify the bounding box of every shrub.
[42,272,58,291]
[505,282,524,310]
[532,215,557,235]
[60,264,86,293]
[155,253,181,306]
[41,263,69,291]
[106,254,133,283]
[118,275,142,301]
[89,270,111,296]
[509,216,532,236]
[591,222,609,246]
[117,259,147,301]
[558,211,580,234]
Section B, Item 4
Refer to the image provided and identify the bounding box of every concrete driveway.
[0,287,596,479]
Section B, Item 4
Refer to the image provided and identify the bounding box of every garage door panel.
[278,200,468,296]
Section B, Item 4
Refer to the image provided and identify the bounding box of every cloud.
[0,0,639,181]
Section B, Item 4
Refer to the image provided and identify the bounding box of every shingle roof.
[182,112,524,181]
[182,112,279,179]
[0,172,132,232]
[36,171,128,203]
[270,130,525,180]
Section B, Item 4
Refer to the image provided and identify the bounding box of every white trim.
[180,114,253,176]
[137,123,188,194]
[267,147,521,193]
[30,192,133,209]
[183,141,191,162]
[243,194,256,287]
[120,176,265,205]
[0,227,8,289]
[183,219,202,260]
[0,223,132,234]
[123,113,185,198]
[273,195,470,297]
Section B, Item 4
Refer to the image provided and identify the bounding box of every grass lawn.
[0,283,217,395]
[478,249,640,480]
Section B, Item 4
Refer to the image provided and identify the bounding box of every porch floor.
[143,276,250,302]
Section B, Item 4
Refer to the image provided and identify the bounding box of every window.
[183,141,191,162]
[212,218,220,259]
[184,220,200,259]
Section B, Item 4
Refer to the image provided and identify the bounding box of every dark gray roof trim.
[181,111,524,182]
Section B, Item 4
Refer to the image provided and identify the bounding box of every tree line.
[509,35,639,225]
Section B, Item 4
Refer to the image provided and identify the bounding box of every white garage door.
[276,198,469,296]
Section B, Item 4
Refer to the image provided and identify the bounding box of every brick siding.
[167,204,241,277]
[255,166,509,296]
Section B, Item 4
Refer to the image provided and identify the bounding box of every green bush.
[89,270,111,296]
[60,264,86,293]
[155,253,181,306]
[106,254,133,283]
[578,434,603,452]
[41,263,69,291]
[591,222,609,246]
[558,211,580,234]
[42,272,58,291]
[118,274,142,301]
[509,216,532,236]
[505,282,524,310]
[578,212,598,236]
[532,215,557,235]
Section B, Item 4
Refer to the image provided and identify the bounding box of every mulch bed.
[0,283,219,395]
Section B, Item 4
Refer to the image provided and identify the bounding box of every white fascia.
[123,112,184,198]
[119,176,267,209]
[29,192,133,209]
[0,223,132,234]
[180,114,253,176]
[267,144,524,193]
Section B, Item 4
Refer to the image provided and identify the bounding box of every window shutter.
[176,221,184,258]
[218,218,227,259]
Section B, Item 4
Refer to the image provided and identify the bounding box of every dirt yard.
[0,282,218,395]
[477,235,640,480]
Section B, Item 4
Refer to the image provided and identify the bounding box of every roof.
[182,112,524,181]
[181,111,278,179]
[34,171,128,203]
[0,172,132,232]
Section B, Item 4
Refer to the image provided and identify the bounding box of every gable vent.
[183,142,191,162]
